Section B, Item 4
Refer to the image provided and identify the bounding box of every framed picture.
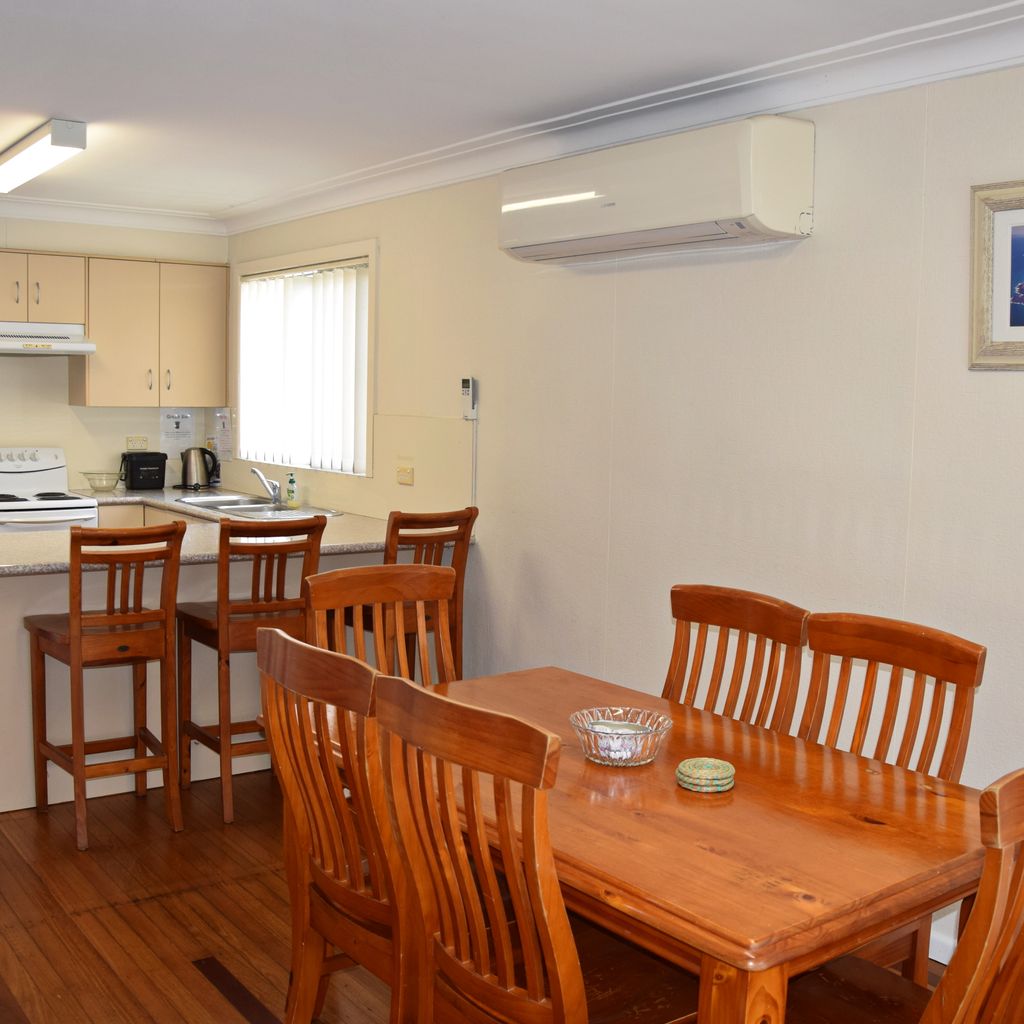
[970,179,1024,369]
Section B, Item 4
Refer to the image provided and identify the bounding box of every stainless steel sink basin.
[228,503,339,520]
[177,494,273,508]
[177,493,338,519]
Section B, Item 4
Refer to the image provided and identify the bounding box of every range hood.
[0,321,95,355]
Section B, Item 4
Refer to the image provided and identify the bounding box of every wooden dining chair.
[177,515,327,823]
[375,672,700,1024]
[661,584,809,733]
[24,522,185,851]
[786,765,1024,1024]
[382,507,478,677]
[798,611,987,984]
[257,628,414,1024]
[304,563,456,685]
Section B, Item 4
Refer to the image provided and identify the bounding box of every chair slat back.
[920,768,1024,1023]
[384,507,478,676]
[304,564,456,685]
[375,674,586,1024]
[71,523,185,634]
[662,585,809,733]
[217,516,326,626]
[257,629,394,927]
[799,613,986,782]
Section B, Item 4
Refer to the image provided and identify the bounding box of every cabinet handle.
[147,369,154,391]
[34,282,40,305]
[165,369,172,391]
[14,281,19,305]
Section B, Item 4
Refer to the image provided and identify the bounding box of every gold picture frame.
[970,179,1024,369]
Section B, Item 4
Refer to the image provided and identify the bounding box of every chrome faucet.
[250,467,281,503]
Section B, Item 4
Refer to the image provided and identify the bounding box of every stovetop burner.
[0,494,27,502]
[35,492,73,499]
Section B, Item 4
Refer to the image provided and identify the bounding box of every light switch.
[396,465,414,486]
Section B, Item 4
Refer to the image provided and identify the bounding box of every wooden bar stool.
[24,522,186,851]
[177,515,326,823]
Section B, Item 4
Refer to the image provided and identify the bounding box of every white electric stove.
[0,447,99,532]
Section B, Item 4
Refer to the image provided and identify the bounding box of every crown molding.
[221,6,1024,234]
[3,4,1024,239]
[0,194,227,236]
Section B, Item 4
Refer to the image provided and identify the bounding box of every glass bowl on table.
[569,706,672,767]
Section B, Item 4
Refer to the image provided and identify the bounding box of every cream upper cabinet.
[72,258,160,407]
[70,258,227,408]
[0,252,85,323]
[159,263,227,407]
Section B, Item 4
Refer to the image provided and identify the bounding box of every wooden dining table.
[435,666,984,1024]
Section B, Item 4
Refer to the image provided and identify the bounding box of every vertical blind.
[239,260,369,474]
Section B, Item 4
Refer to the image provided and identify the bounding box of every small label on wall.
[212,407,234,461]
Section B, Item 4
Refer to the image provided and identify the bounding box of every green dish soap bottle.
[286,472,298,508]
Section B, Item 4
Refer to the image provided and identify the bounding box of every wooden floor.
[0,771,388,1024]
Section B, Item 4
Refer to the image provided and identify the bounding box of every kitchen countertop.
[0,488,388,577]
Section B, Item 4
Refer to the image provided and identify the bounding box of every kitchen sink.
[177,493,338,519]
[177,493,273,508]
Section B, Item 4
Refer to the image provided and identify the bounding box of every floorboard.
[0,771,386,1024]
[0,769,947,1023]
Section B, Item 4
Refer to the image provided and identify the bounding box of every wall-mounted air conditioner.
[498,115,814,264]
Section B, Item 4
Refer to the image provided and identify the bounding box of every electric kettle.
[180,447,220,489]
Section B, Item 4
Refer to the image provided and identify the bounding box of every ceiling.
[2,0,1024,235]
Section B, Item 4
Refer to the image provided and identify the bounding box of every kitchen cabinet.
[143,506,208,528]
[69,259,227,408]
[97,505,145,529]
[159,263,227,408]
[0,252,86,323]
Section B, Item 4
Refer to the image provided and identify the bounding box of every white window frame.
[232,240,376,477]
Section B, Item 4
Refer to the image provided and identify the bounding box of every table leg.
[698,957,787,1023]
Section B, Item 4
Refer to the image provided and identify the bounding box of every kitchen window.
[237,244,373,475]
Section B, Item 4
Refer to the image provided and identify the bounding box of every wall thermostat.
[461,376,478,420]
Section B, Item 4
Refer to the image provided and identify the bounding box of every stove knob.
[28,451,38,461]
[16,452,25,462]
[4,452,13,462]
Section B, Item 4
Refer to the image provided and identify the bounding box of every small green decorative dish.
[676,757,735,793]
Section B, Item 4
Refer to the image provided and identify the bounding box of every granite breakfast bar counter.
[0,505,388,814]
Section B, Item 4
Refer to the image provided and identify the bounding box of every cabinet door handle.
[34,282,40,305]
[147,369,154,391]
[165,369,172,391]
[14,281,19,305]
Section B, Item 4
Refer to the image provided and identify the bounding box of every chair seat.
[571,915,699,1024]
[177,601,305,651]
[786,955,931,1024]
[25,613,167,663]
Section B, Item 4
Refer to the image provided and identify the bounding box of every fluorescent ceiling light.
[501,191,599,213]
[0,119,87,194]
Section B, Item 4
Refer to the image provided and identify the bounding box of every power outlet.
[126,435,148,451]
[396,465,414,486]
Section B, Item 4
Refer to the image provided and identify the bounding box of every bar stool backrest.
[70,522,185,639]
[216,516,327,636]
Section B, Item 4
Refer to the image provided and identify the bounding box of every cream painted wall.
[1,66,1020,800]
[227,64,1024,802]
[0,219,228,484]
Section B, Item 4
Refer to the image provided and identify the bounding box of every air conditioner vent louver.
[499,115,814,264]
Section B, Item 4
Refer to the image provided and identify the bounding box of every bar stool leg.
[217,651,234,824]
[178,621,192,790]
[30,637,49,811]
[160,652,184,833]
[69,657,89,851]
[133,663,148,798]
